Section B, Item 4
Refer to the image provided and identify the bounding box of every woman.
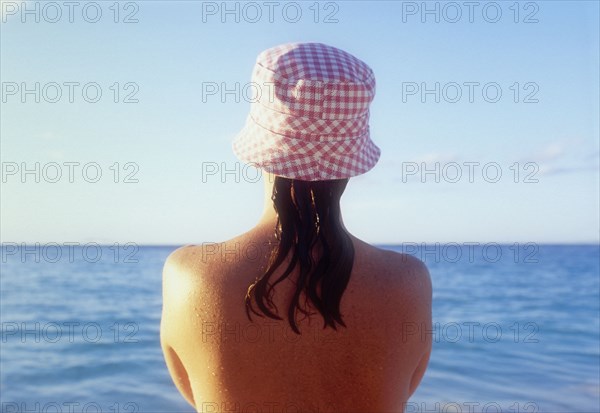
[161,43,432,412]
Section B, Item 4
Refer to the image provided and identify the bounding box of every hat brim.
[232,116,381,181]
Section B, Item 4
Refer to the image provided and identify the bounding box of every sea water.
[1,244,598,412]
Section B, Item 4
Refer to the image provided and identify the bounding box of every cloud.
[377,138,598,184]
[528,139,599,177]
[534,142,567,162]
[538,164,599,176]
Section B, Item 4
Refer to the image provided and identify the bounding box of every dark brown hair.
[244,176,355,334]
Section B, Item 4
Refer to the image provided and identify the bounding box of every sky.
[1,0,599,245]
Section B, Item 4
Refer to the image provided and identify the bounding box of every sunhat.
[232,42,380,181]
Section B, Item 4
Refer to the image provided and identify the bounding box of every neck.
[257,171,278,226]
[257,171,349,232]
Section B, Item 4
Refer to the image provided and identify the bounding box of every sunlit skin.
[160,172,432,412]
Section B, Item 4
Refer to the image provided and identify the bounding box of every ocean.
[1,244,598,412]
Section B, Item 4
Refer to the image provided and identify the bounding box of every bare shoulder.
[163,242,226,275]
[163,244,198,275]
[381,248,431,292]
[161,245,219,339]
[162,239,255,289]
[353,239,432,302]
[161,244,217,295]
[384,249,431,309]
[162,245,201,301]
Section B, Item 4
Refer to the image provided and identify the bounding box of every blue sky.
[1,0,598,244]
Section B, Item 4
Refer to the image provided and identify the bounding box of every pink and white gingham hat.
[232,42,381,181]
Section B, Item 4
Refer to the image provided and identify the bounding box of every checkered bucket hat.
[232,42,381,181]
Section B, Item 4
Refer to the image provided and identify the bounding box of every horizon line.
[1,242,599,247]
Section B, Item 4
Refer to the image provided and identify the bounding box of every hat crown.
[250,43,376,120]
[257,42,375,85]
[233,43,381,181]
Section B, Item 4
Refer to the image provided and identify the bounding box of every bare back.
[161,227,432,412]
